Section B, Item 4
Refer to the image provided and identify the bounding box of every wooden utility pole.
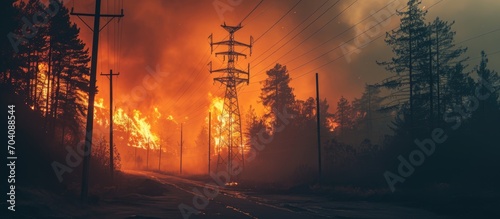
[180,123,183,174]
[208,112,211,174]
[101,69,119,181]
[158,143,162,170]
[147,137,150,169]
[316,73,322,180]
[70,0,123,202]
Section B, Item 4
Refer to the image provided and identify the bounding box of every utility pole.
[208,112,211,174]
[158,143,162,170]
[70,0,123,202]
[147,137,150,169]
[100,69,119,181]
[180,123,183,175]
[209,23,252,174]
[315,73,322,180]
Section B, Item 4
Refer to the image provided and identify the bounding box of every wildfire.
[206,93,249,156]
[207,94,224,153]
[79,91,251,164]
[86,98,176,150]
[327,117,338,132]
[94,98,106,126]
[34,63,50,113]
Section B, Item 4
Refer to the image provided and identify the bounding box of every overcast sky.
[68,0,500,133]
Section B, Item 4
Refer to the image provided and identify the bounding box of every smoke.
[69,0,500,174]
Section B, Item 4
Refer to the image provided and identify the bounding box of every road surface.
[91,170,448,219]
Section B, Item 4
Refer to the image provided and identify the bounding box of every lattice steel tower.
[209,23,253,174]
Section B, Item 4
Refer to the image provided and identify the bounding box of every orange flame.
[88,99,175,150]
[206,93,249,156]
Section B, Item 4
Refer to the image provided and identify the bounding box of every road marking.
[226,205,259,219]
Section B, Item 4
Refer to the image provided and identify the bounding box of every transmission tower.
[209,23,253,175]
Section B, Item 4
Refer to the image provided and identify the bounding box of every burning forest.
[1,0,500,218]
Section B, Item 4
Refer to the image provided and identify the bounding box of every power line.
[253,0,304,43]
[250,0,342,66]
[176,1,331,119]
[162,34,229,115]
[239,0,264,24]
[247,2,408,86]
[175,0,302,118]
[169,0,268,116]
[243,0,446,93]
[250,0,400,81]
[285,0,445,79]
[253,0,357,80]
[456,26,500,45]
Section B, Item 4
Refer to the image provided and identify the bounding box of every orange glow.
[35,63,50,113]
[206,93,249,157]
[207,94,225,153]
[88,100,177,151]
[70,1,354,173]
[327,117,338,132]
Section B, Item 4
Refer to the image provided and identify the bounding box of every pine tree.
[260,63,296,125]
[294,97,316,123]
[0,0,21,85]
[475,51,500,117]
[334,96,355,136]
[429,17,468,126]
[4,0,90,141]
[318,98,333,129]
[47,4,90,136]
[14,0,50,105]
[352,85,387,141]
[245,105,266,149]
[377,0,429,130]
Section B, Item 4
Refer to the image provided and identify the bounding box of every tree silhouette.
[244,105,267,149]
[352,85,388,142]
[474,51,500,119]
[428,17,468,127]
[334,96,355,137]
[260,63,296,125]
[0,0,21,84]
[377,0,428,131]
[1,0,90,142]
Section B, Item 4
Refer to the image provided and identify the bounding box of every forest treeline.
[0,0,120,187]
[1,0,90,145]
[242,0,500,191]
[2,0,500,192]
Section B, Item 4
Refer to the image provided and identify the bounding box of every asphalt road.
[112,170,448,219]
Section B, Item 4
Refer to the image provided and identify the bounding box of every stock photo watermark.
[384,76,499,192]
[51,64,170,182]
[178,107,294,219]
[213,0,245,22]
[7,0,61,53]
[340,0,404,63]
[7,105,17,211]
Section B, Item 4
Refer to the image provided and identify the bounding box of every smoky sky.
[67,0,500,139]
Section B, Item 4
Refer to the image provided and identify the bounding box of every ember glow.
[207,93,224,154]
[206,93,249,157]
[34,63,50,113]
[91,101,175,150]
[87,90,250,172]
[85,87,252,170]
